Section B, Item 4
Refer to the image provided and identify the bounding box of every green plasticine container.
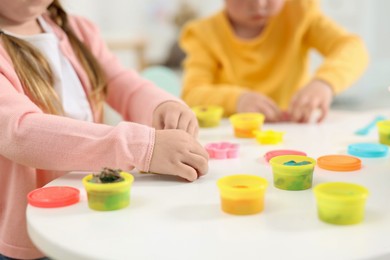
[269,155,316,191]
[377,120,390,145]
[82,172,134,211]
[314,182,369,225]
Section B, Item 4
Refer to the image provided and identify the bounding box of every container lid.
[348,143,388,158]
[28,186,80,208]
[317,155,361,171]
[264,149,307,162]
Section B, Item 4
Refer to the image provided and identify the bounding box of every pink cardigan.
[0,15,179,259]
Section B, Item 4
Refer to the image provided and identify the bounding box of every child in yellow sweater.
[180,0,369,123]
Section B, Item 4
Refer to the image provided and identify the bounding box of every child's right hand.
[237,92,282,122]
[149,129,209,182]
[288,80,333,123]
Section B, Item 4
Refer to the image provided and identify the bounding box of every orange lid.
[28,186,80,208]
[317,155,361,171]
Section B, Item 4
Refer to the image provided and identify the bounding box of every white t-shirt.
[7,17,94,122]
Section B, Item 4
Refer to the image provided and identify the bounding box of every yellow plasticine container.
[314,182,369,225]
[377,120,390,145]
[217,175,268,215]
[229,113,265,138]
[82,172,134,211]
[270,155,316,191]
[192,105,224,128]
[254,130,284,145]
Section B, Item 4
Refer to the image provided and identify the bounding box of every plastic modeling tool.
[355,115,386,136]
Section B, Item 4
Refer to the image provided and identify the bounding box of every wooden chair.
[106,38,147,71]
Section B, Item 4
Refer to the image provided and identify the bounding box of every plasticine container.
[192,105,224,128]
[314,182,369,225]
[254,130,284,144]
[377,120,390,145]
[229,113,265,138]
[82,172,134,211]
[217,175,268,215]
[269,155,316,191]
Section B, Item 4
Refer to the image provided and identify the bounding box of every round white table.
[27,109,390,260]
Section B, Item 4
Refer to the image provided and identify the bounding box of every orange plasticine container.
[229,113,265,138]
[217,175,268,215]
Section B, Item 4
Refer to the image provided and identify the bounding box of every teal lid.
[348,143,388,158]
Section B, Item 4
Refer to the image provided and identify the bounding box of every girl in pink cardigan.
[0,0,209,259]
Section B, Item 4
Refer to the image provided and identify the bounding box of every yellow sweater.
[180,0,369,116]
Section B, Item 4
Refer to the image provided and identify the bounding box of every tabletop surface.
[27,109,390,260]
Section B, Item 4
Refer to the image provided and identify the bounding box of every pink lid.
[264,149,307,162]
[28,186,80,208]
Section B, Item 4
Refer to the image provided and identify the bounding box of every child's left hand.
[152,101,199,136]
[288,80,333,123]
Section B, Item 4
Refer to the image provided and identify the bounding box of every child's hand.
[288,80,333,123]
[237,92,282,122]
[149,129,209,182]
[152,101,198,137]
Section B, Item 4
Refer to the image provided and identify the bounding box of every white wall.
[64,0,390,109]
[64,0,222,65]
[316,0,390,109]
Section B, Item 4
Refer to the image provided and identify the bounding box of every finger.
[302,98,323,123]
[186,119,199,137]
[260,99,281,122]
[290,96,309,122]
[288,93,299,116]
[239,105,259,113]
[163,111,180,129]
[160,162,197,181]
[258,102,280,122]
[254,99,273,121]
[290,105,303,123]
[288,91,307,121]
[317,102,329,123]
[189,141,209,160]
[259,105,277,122]
[152,114,164,130]
[301,104,313,123]
[176,163,199,182]
[177,112,192,132]
[298,98,315,123]
[305,98,325,123]
[182,153,209,177]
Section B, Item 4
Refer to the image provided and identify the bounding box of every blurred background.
[64,0,390,113]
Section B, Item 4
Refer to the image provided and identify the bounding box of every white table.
[27,109,390,260]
